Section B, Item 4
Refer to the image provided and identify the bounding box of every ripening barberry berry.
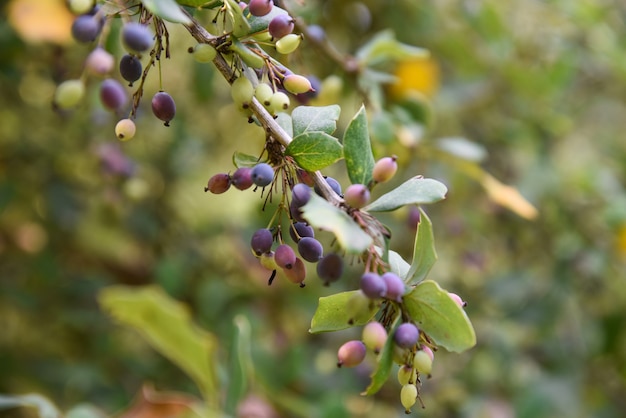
[344,184,370,209]
[68,0,95,15]
[85,47,114,76]
[362,321,387,354]
[100,79,128,111]
[71,14,101,43]
[283,74,314,95]
[274,244,296,270]
[205,173,231,194]
[231,76,254,108]
[372,155,398,183]
[360,272,387,299]
[269,91,290,114]
[254,83,274,107]
[314,176,342,197]
[54,79,85,109]
[400,384,418,413]
[291,183,311,207]
[248,0,274,16]
[394,323,420,349]
[397,365,416,386]
[251,163,274,187]
[115,118,136,141]
[316,253,343,284]
[250,228,273,256]
[231,167,253,190]
[337,340,366,368]
[119,54,142,85]
[283,257,306,286]
[448,292,467,308]
[268,14,295,39]
[412,349,433,375]
[151,91,176,126]
[421,345,434,361]
[122,22,153,52]
[275,34,301,54]
[259,251,277,271]
[297,237,323,263]
[381,272,405,302]
[289,222,314,243]
[190,43,216,63]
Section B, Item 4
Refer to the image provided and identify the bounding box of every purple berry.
[268,14,295,39]
[250,228,273,256]
[291,183,311,207]
[251,163,274,187]
[314,176,342,197]
[382,272,405,302]
[151,91,176,126]
[337,340,366,368]
[289,199,305,223]
[394,323,419,349]
[248,0,274,16]
[360,272,386,299]
[71,14,101,43]
[119,54,142,85]
[231,167,254,190]
[316,253,343,284]
[297,237,323,263]
[122,22,153,52]
[274,244,296,270]
[100,79,128,110]
[289,222,314,242]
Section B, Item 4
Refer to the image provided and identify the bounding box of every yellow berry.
[400,384,418,413]
[115,118,136,141]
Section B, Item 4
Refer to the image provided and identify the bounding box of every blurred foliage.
[2,0,626,417]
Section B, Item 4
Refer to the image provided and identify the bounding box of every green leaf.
[364,177,447,212]
[177,0,212,7]
[406,208,437,285]
[403,280,476,353]
[361,314,401,395]
[232,151,260,168]
[356,30,429,67]
[275,112,293,138]
[300,193,372,253]
[143,0,191,23]
[225,315,252,414]
[285,131,343,171]
[98,285,219,406]
[291,105,341,137]
[310,290,378,333]
[245,5,289,35]
[375,247,411,279]
[343,105,375,186]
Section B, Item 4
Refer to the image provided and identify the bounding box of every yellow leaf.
[389,56,440,100]
[481,173,538,220]
[8,0,74,45]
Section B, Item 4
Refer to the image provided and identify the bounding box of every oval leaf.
[286,131,343,172]
[344,105,375,186]
[310,291,378,333]
[143,0,191,23]
[405,208,437,284]
[292,105,341,137]
[300,193,372,253]
[403,280,476,353]
[232,151,261,168]
[98,285,219,404]
[364,177,447,212]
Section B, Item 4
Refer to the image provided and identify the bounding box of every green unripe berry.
[68,0,94,15]
[412,349,433,375]
[191,43,217,63]
[283,74,313,95]
[115,118,136,141]
[400,384,418,413]
[231,76,254,108]
[254,83,274,107]
[362,321,387,354]
[344,184,370,209]
[259,251,278,271]
[54,79,85,109]
[275,34,301,54]
[269,91,290,114]
[372,155,398,183]
[397,365,416,386]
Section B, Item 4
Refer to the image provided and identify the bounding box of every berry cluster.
[55,2,178,141]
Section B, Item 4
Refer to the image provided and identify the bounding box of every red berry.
[151,91,176,126]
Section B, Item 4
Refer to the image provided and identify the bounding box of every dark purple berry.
[408,206,421,230]
[317,253,343,284]
[394,323,420,349]
[314,176,342,197]
[268,14,295,39]
[251,163,274,187]
[119,54,142,85]
[274,244,296,269]
[205,173,231,194]
[290,200,305,223]
[151,91,176,126]
[360,272,386,299]
[231,167,254,190]
[289,222,314,242]
[248,0,274,16]
[381,272,405,302]
[100,79,128,110]
[122,22,153,52]
[337,340,366,368]
[291,183,311,207]
[297,237,323,263]
[71,15,101,43]
[250,228,273,256]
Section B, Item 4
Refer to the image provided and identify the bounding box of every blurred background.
[2,0,626,417]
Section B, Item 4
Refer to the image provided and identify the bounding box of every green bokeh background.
[1,0,626,417]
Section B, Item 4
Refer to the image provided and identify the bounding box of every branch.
[182,10,343,206]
